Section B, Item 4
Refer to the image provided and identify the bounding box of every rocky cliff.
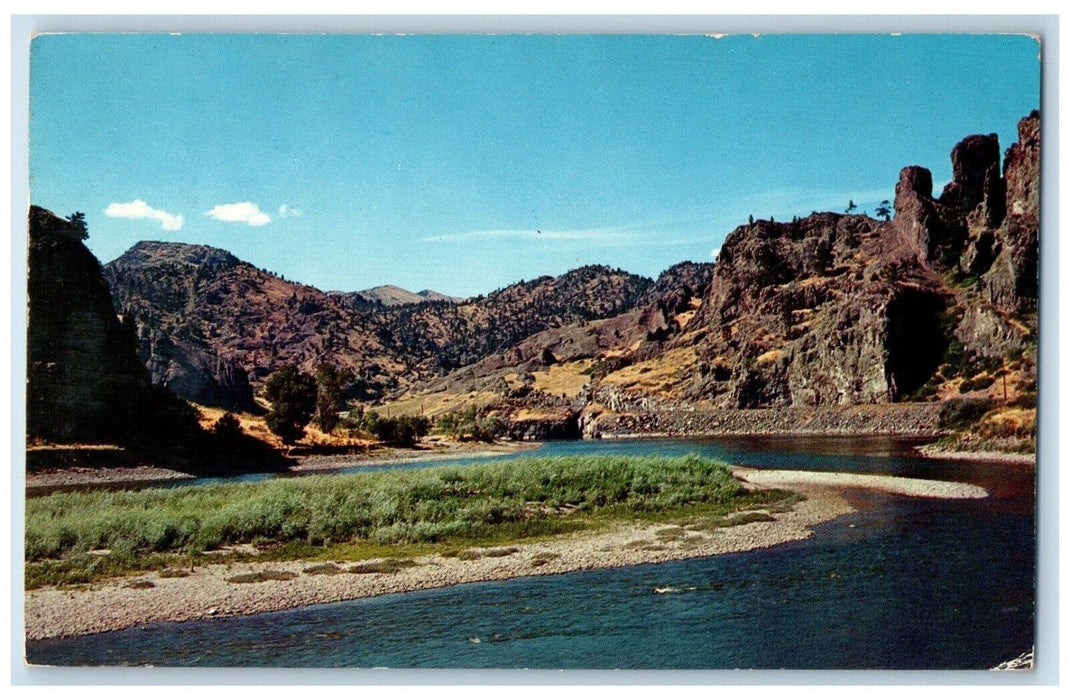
[26,207,200,447]
[621,112,1041,412]
[27,207,290,472]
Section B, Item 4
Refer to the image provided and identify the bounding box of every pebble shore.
[24,468,987,642]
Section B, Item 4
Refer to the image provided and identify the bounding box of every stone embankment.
[583,402,943,439]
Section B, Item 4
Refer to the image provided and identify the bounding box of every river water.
[25,436,1035,669]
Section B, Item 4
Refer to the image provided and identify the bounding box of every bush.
[362,411,431,447]
[958,375,995,394]
[1011,391,1037,409]
[213,413,243,441]
[939,398,995,431]
[435,406,503,442]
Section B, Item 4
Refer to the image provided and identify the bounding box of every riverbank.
[584,402,945,439]
[291,438,540,472]
[915,443,1035,465]
[24,439,538,491]
[24,468,986,641]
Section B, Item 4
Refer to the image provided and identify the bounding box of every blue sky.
[29,33,1040,297]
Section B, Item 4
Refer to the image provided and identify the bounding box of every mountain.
[105,241,403,405]
[330,285,463,308]
[378,265,654,375]
[104,248,654,407]
[100,112,1039,446]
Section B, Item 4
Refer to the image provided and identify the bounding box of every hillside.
[578,112,1039,439]
[105,248,655,406]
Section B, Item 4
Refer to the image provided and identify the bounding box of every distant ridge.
[339,285,463,307]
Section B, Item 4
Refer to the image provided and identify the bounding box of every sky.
[29,33,1040,298]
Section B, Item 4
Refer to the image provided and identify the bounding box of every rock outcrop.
[602,113,1041,413]
[675,213,948,408]
[26,207,197,446]
[982,111,1040,311]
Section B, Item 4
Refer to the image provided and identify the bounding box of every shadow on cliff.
[26,205,292,476]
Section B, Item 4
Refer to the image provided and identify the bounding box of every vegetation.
[213,412,243,440]
[938,398,996,431]
[875,200,892,221]
[67,211,88,239]
[435,406,504,442]
[360,410,431,447]
[264,365,317,444]
[25,455,778,587]
[314,363,353,434]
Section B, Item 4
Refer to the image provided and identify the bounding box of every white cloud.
[710,247,720,260]
[278,204,302,218]
[104,199,184,231]
[206,202,271,226]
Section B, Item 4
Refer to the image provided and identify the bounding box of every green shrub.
[264,365,317,444]
[435,406,503,442]
[362,411,431,447]
[939,398,995,431]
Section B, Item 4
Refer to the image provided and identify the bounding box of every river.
[25,436,1035,669]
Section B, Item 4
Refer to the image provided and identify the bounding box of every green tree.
[845,200,857,214]
[362,411,429,447]
[314,362,352,434]
[264,365,317,444]
[67,212,88,239]
[213,412,243,441]
[875,199,892,221]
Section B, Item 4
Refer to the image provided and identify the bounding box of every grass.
[25,454,776,588]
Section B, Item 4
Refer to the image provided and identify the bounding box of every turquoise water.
[25,437,1035,669]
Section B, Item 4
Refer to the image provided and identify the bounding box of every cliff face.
[677,214,947,407]
[26,207,193,445]
[655,113,1039,410]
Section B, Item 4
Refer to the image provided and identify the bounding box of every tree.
[263,365,317,444]
[213,412,243,441]
[67,212,88,239]
[845,200,857,214]
[748,214,754,225]
[314,362,352,434]
[361,411,429,447]
[875,199,892,221]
